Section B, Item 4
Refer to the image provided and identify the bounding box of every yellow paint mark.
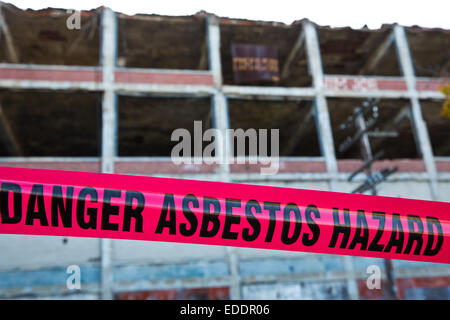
[441,85,450,118]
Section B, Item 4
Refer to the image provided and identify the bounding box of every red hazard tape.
[0,166,449,264]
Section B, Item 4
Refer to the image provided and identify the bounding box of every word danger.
[0,182,145,232]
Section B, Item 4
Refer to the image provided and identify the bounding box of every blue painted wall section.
[0,255,449,299]
[0,265,100,289]
[113,260,229,282]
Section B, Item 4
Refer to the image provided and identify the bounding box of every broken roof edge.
[0,1,102,17]
[2,1,449,33]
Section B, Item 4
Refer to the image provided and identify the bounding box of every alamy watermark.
[171,121,280,175]
[66,10,81,30]
[66,264,81,290]
[366,265,381,290]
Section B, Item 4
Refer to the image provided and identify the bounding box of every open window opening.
[0,3,100,65]
[220,22,311,87]
[328,98,420,160]
[227,99,320,157]
[407,27,450,78]
[118,95,213,157]
[0,89,102,156]
[117,14,207,70]
[420,99,450,157]
[318,26,401,77]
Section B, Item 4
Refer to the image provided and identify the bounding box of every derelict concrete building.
[0,2,449,299]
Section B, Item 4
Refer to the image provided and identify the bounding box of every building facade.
[0,3,449,299]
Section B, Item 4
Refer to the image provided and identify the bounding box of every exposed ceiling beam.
[198,36,208,70]
[0,4,19,63]
[358,31,394,75]
[281,102,314,155]
[0,102,23,156]
[382,105,411,130]
[280,30,305,80]
[370,105,411,152]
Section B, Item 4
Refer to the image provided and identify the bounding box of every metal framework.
[0,8,449,299]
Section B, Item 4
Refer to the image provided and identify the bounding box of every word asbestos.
[0,167,448,264]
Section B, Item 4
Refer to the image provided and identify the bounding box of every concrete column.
[304,20,359,300]
[207,15,241,300]
[303,21,338,190]
[393,25,438,200]
[100,7,118,300]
